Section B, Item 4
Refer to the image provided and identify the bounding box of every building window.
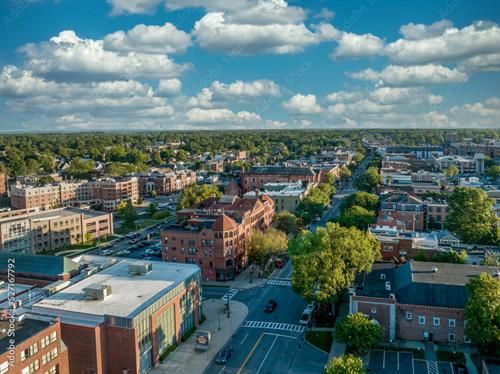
[0,361,9,374]
[448,333,456,342]
[405,312,412,321]
[419,316,425,325]
[448,319,456,327]
[21,343,38,361]
[22,360,40,374]
[433,317,440,326]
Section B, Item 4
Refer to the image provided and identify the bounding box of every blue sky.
[0,0,499,131]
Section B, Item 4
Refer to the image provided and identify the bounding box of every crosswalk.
[426,360,439,374]
[221,288,238,301]
[267,279,292,287]
[242,320,305,333]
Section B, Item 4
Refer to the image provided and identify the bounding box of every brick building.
[240,166,319,193]
[0,207,113,254]
[161,194,274,281]
[350,261,500,344]
[0,313,69,374]
[137,170,196,196]
[0,173,6,196]
[88,177,139,211]
[32,259,201,374]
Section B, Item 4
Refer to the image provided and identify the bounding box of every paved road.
[203,261,329,374]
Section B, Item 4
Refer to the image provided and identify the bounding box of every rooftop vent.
[389,293,395,300]
[83,284,112,300]
[380,273,386,280]
[385,281,391,291]
[432,266,439,273]
[129,262,152,275]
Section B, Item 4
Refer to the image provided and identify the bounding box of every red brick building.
[0,173,6,196]
[161,194,274,281]
[137,170,196,196]
[0,314,69,374]
[350,261,500,344]
[240,166,319,193]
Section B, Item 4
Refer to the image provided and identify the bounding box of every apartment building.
[137,170,196,196]
[32,259,201,374]
[435,153,485,175]
[241,166,319,193]
[243,181,310,213]
[88,177,139,211]
[0,313,69,374]
[0,207,113,253]
[161,194,274,281]
[349,261,500,344]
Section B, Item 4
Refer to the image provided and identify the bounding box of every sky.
[0,0,499,132]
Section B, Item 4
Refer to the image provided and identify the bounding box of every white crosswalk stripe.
[426,360,439,374]
[221,288,238,301]
[266,279,292,287]
[241,320,305,333]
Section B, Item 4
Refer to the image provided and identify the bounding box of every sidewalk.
[327,302,349,362]
[151,299,248,374]
[202,265,271,290]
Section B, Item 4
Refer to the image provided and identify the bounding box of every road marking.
[264,332,297,339]
[426,360,439,374]
[266,279,292,287]
[240,333,249,345]
[221,288,238,301]
[237,333,264,374]
[256,335,278,374]
[397,351,400,370]
[218,366,226,374]
[241,320,305,333]
[383,350,386,369]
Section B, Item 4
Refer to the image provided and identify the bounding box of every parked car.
[215,347,234,364]
[117,250,130,256]
[299,308,312,325]
[264,299,277,312]
[101,249,113,256]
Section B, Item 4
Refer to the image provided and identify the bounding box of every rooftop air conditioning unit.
[385,281,391,291]
[389,293,395,300]
[432,266,439,273]
[129,262,152,275]
[83,284,112,300]
[380,274,386,280]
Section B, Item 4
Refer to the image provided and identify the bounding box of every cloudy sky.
[0,0,499,131]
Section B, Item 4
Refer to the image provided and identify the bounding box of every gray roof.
[247,166,315,176]
[0,253,81,277]
[356,261,500,309]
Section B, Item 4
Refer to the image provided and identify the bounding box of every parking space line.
[450,362,454,374]
[240,334,248,345]
[218,366,226,374]
[383,350,386,369]
[412,356,415,374]
[397,351,400,370]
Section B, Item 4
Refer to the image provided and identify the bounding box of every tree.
[485,166,500,179]
[465,273,500,355]
[178,185,222,209]
[335,313,384,355]
[413,250,429,262]
[355,167,382,192]
[325,355,365,374]
[484,252,500,266]
[444,165,459,178]
[273,211,301,235]
[339,167,352,180]
[65,158,95,179]
[147,202,159,216]
[117,200,139,231]
[151,151,162,166]
[431,250,468,264]
[289,222,381,302]
[248,228,288,266]
[340,192,379,213]
[38,175,56,186]
[447,187,498,244]
[336,205,376,231]
[323,173,336,185]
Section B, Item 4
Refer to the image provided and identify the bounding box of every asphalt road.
[203,261,329,374]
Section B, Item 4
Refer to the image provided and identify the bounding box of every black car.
[215,346,233,364]
[264,299,277,312]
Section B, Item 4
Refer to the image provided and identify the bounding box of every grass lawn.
[305,331,333,353]
[436,350,466,365]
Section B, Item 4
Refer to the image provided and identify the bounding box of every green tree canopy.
[273,211,301,235]
[65,158,95,179]
[444,165,459,178]
[336,205,376,231]
[248,228,288,266]
[116,200,139,231]
[485,166,500,179]
[339,166,352,180]
[335,313,384,355]
[355,167,382,192]
[431,250,468,264]
[465,273,500,355]
[325,355,365,374]
[340,192,379,213]
[289,222,380,302]
[178,184,222,209]
[447,187,498,244]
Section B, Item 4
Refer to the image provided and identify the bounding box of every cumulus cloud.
[156,79,182,96]
[314,7,335,21]
[283,94,322,114]
[331,32,384,59]
[186,107,261,122]
[349,64,468,86]
[103,22,192,54]
[20,30,189,82]
[399,20,453,40]
[107,0,161,15]
[210,79,280,98]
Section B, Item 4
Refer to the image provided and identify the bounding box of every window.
[405,312,412,321]
[41,335,50,348]
[448,319,456,327]
[0,361,9,374]
[419,316,426,325]
[433,317,440,326]
[22,360,40,374]
[448,333,456,342]
[42,348,58,365]
[21,343,38,361]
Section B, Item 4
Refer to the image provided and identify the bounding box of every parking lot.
[368,350,455,374]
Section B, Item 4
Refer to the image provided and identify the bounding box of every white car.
[117,250,130,256]
[101,249,113,256]
[299,309,312,325]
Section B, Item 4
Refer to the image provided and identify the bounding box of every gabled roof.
[212,214,238,231]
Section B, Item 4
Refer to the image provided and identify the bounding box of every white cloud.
[314,7,335,21]
[266,119,287,127]
[326,91,364,103]
[107,0,161,15]
[186,107,261,122]
[103,22,192,54]
[210,79,281,98]
[156,79,182,96]
[369,87,442,105]
[283,94,322,114]
[399,20,453,40]
[20,30,189,82]
[458,52,500,72]
[349,64,468,86]
[331,32,384,59]
[187,88,214,108]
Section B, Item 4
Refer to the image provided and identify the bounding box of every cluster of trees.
[447,187,499,244]
[116,200,139,231]
[354,167,383,193]
[414,249,469,264]
[295,182,336,224]
[335,192,379,231]
[248,228,288,266]
[289,222,380,302]
[177,185,222,210]
[325,355,365,374]
[273,211,302,235]
[485,165,500,179]
[335,313,384,354]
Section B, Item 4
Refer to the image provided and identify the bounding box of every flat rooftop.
[33,258,199,322]
[410,261,500,286]
[0,315,54,354]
